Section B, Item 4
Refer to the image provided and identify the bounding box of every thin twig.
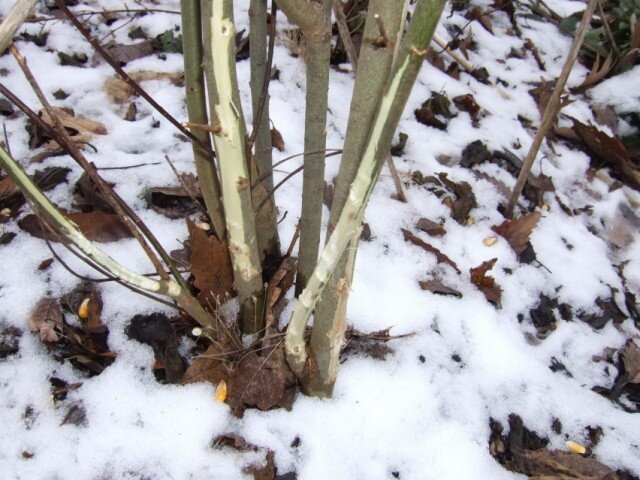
[29,8,182,23]
[256,165,303,212]
[332,0,359,70]
[54,0,213,156]
[2,124,11,157]
[0,68,189,292]
[597,0,620,57]
[248,1,277,145]
[432,33,474,73]
[285,221,301,257]
[251,148,342,188]
[97,162,162,170]
[505,0,598,218]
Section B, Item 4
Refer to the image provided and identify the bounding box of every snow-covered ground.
[1,0,639,478]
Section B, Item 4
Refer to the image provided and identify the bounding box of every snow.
[1,0,640,478]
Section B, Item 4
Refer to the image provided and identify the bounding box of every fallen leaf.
[188,218,235,308]
[492,212,541,257]
[460,140,491,168]
[246,450,276,480]
[57,51,87,67]
[104,71,183,103]
[40,107,108,136]
[182,344,230,386]
[622,341,640,384]
[227,342,296,416]
[60,403,87,427]
[438,173,477,225]
[74,172,115,214]
[85,290,106,334]
[19,211,133,243]
[514,449,616,479]
[264,257,296,328]
[470,258,502,305]
[465,6,494,34]
[453,94,481,123]
[1,167,70,211]
[415,218,446,237]
[414,105,448,130]
[571,118,640,191]
[103,40,155,64]
[28,298,63,343]
[271,127,285,151]
[149,179,203,219]
[419,280,462,298]
[402,229,461,273]
[575,53,613,91]
[390,132,408,157]
[126,313,184,383]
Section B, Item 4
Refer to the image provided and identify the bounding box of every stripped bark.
[0,0,38,54]
[286,0,446,396]
[0,147,217,336]
[180,0,226,240]
[310,0,407,397]
[201,0,265,333]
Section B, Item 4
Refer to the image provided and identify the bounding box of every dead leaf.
[391,132,409,157]
[264,257,296,328]
[515,450,616,479]
[182,344,230,385]
[453,94,481,123]
[460,140,491,168]
[149,178,203,219]
[492,212,541,257]
[0,177,19,198]
[60,403,87,427]
[126,313,184,383]
[419,280,462,298]
[415,218,446,237]
[271,127,285,152]
[575,53,613,91]
[246,450,276,480]
[28,298,63,343]
[437,173,477,224]
[74,173,115,214]
[465,6,494,34]
[104,71,183,103]
[40,107,108,136]
[402,229,461,274]
[227,342,296,416]
[622,341,640,384]
[19,211,133,243]
[529,79,573,117]
[470,258,502,305]
[414,106,448,130]
[103,40,155,64]
[1,167,70,211]
[85,290,106,334]
[571,118,640,191]
[187,218,235,308]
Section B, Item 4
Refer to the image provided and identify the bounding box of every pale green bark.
[0,147,217,336]
[277,0,333,295]
[202,0,265,333]
[285,0,446,393]
[249,0,280,260]
[0,0,38,55]
[181,0,226,240]
[310,0,408,397]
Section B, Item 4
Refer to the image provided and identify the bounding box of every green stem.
[285,0,446,389]
[309,0,408,398]
[249,0,280,260]
[181,0,226,241]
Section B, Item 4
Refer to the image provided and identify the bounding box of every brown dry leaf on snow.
[28,298,63,343]
[516,449,617,479]
[187,218,235,308]
[0,176,20,198]
[19,211,133,243]
[402,228,461,274]
[419,280,462,298]
[105,71,184,103]
[182,344,230,386]
[270,127,285,152]
[492,211,541,257]
[571,118,640,191]
[470,258,502,305]
[416,217,446,237]
[622,340,640,384]
[39,107,107,149]
[438,173,477,225]
[575,53,614,91]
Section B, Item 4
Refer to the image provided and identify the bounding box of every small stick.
[332,0,359,70]
[251,148,342,188]
[504,0,598,219]
[182,122,222,134]
[286,221,301,257]
[374,14,389,47]
[385,153,407,202]
[432,34,474,73]
[2,124,11,157]
[54,0,212,156]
